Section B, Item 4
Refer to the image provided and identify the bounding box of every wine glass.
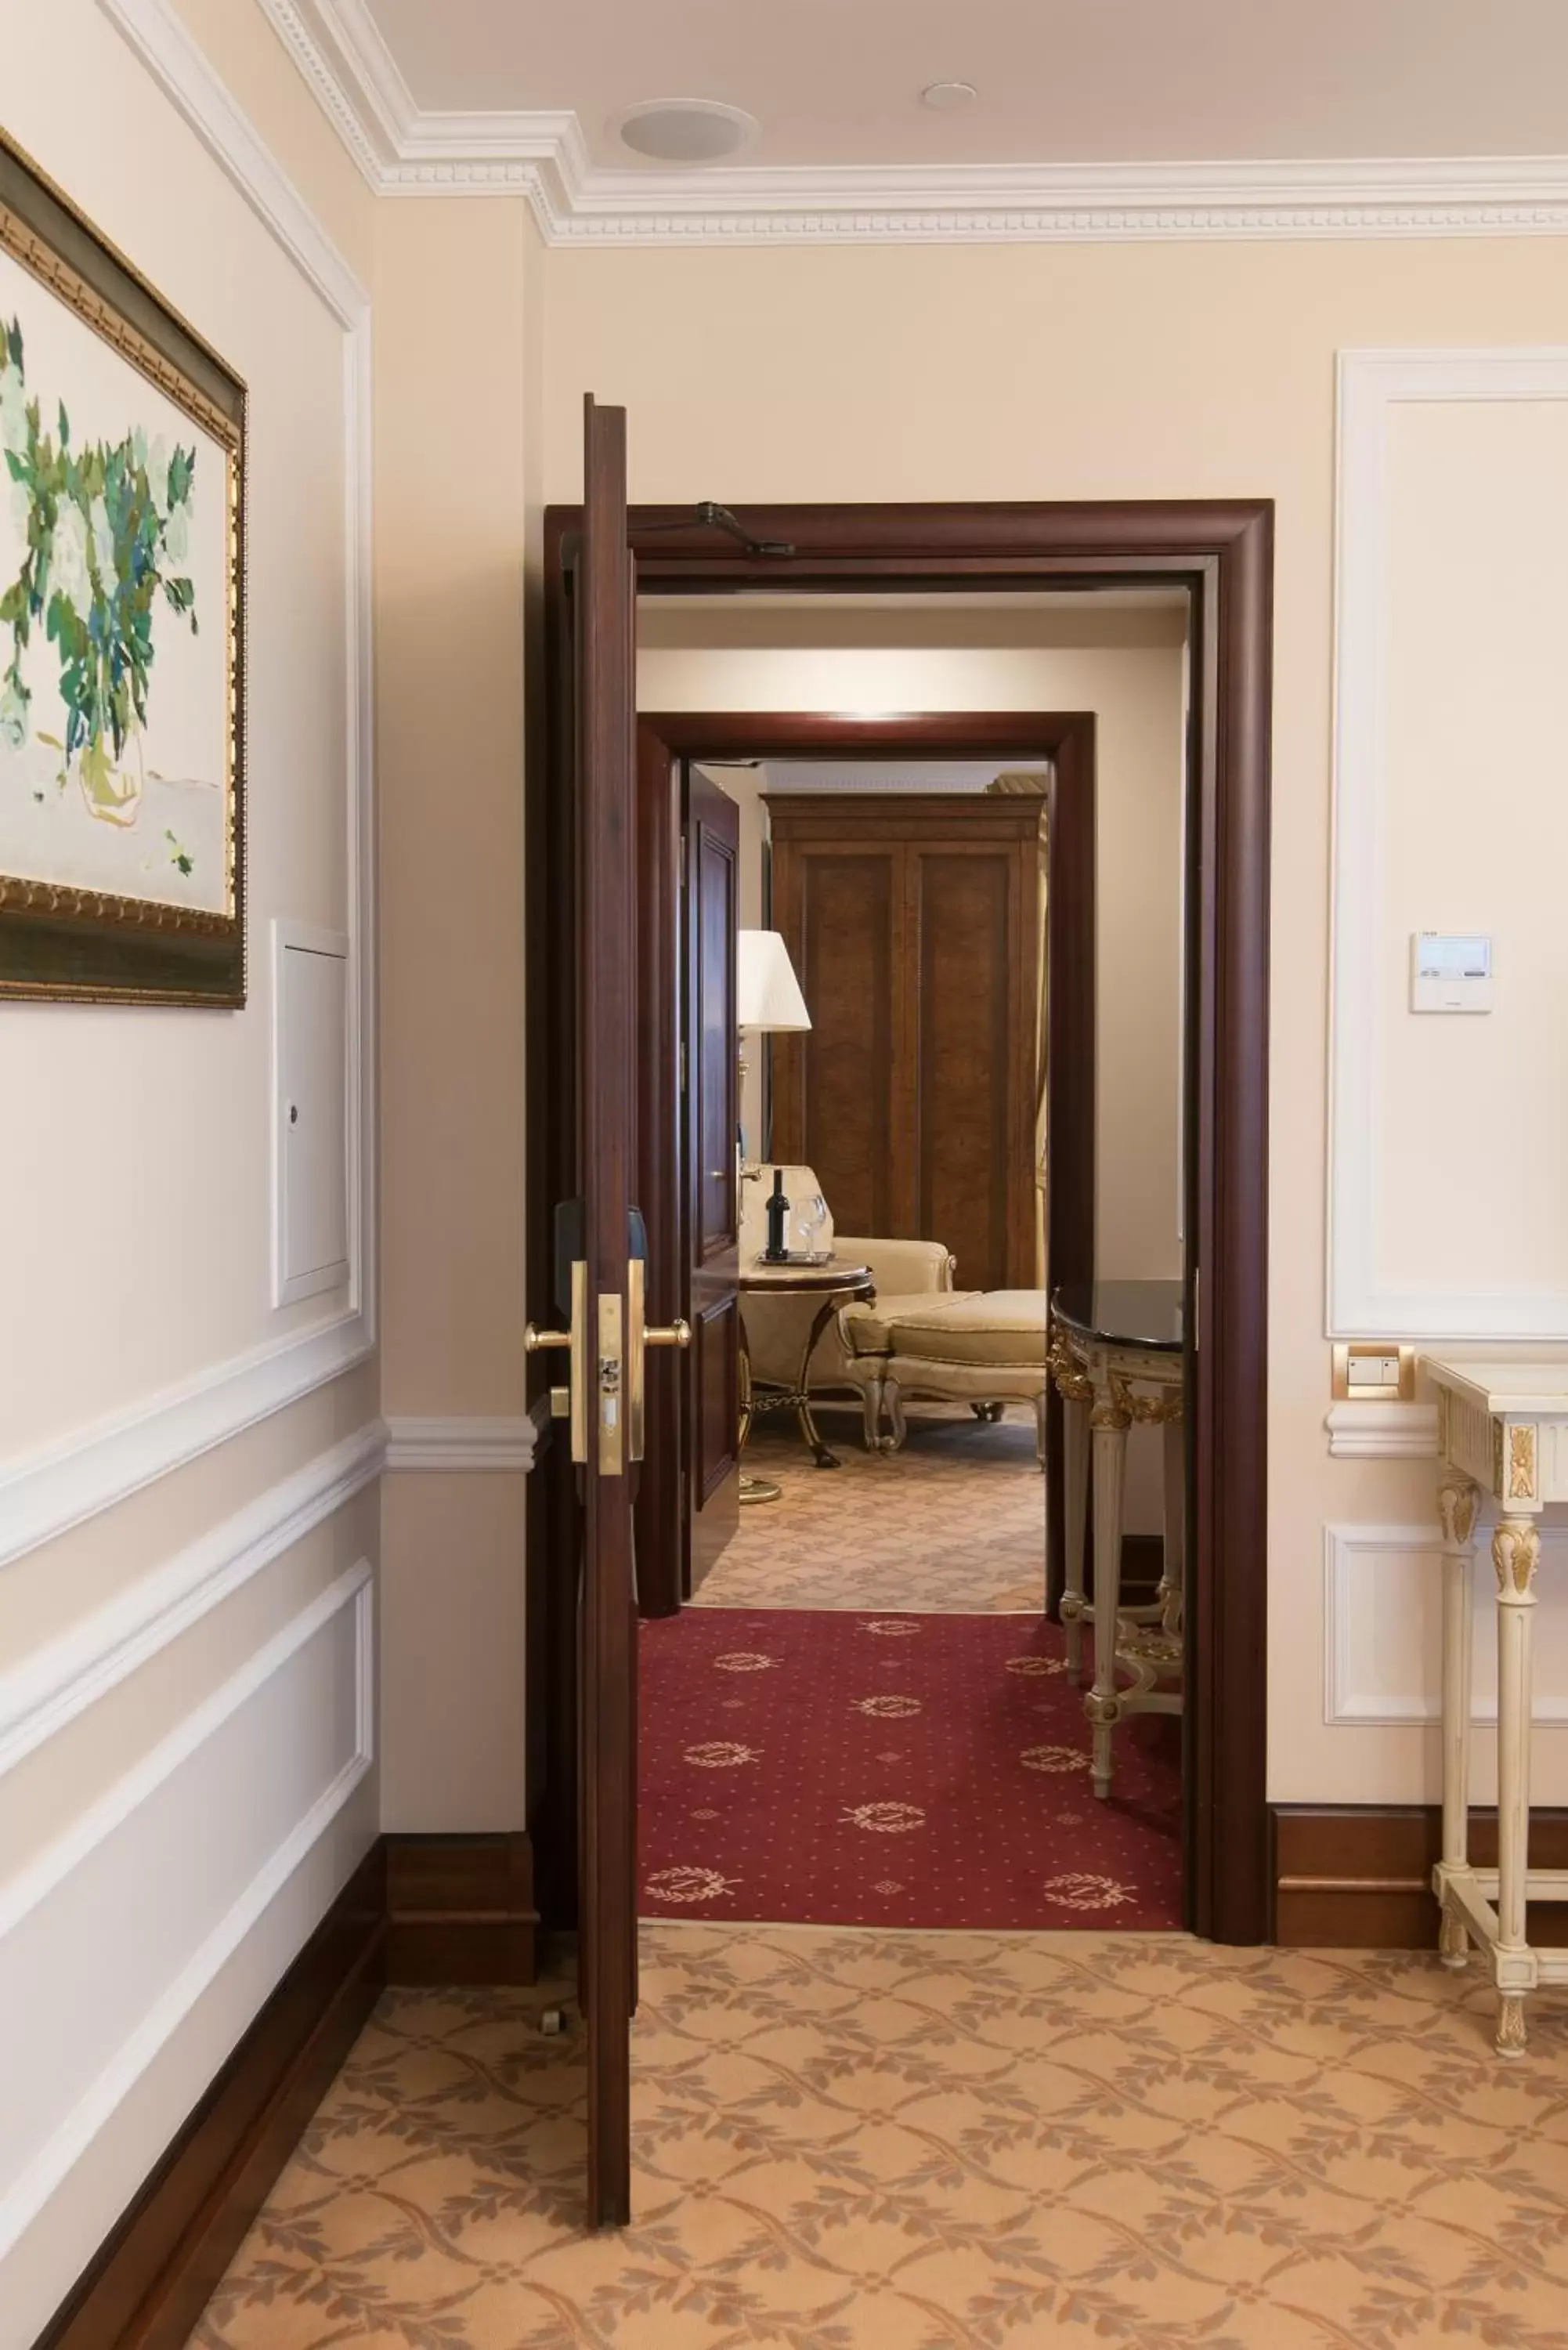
[797,1191,829,1263]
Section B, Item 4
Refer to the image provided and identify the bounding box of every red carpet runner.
[638,1608,1181,1930]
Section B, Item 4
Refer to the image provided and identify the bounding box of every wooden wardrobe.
[767,791,1042,1294]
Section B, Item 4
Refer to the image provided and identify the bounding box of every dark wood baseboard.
[386,1831,538,1985]
[35,1846,387,2350]
[1273,1804,1568,1947]
[34,1831,537,2350]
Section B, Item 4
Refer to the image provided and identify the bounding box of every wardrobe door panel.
[773,846,908,1238]
[911,846,1018,1292]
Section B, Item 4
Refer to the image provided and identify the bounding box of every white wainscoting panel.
[0,1423,384,1781]
[1325,1520,1568,1726]
[1329,347,1568,1340]
[0,1562,373,2272]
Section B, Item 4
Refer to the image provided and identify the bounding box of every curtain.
[985,768,1054,1285]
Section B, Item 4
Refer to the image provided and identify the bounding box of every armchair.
[738,1165,959,1448]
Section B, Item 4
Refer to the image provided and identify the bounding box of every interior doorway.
[530,494,1271,1983]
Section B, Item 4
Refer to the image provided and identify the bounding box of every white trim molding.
[1329,345,1568,1341]
[1324,1519,1568,1728]
[255,2,1568,243]
[0,1423,385,1781]
[1324,1402,1441,1460]
[384,1402,547,1472]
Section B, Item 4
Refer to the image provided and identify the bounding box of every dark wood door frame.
[633,711,1096,1627]
[537,497,1273,1949]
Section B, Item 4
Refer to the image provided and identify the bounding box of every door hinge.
[678,1038,688,1094]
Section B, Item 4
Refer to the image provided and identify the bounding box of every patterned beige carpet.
[699,1405,1044,1613]
[192,1922,1568,2350]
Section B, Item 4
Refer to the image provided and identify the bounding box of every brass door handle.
[627,1261,692,1463]
[524,1260,587,1463]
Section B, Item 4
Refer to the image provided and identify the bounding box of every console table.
[1050,1282,1187,1800]
[1424,1354,1568,2057]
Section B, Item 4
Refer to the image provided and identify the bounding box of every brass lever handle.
[626,1262,692,1463]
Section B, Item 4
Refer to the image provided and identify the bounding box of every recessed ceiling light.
[613,99,760,165]
[921,81,978,111]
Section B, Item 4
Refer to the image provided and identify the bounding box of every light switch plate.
[1331,1342,1415,1402]
[1411,932,1492,1013]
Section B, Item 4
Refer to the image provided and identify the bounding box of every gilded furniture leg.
[883,1375,908,1453]
[1492,1513,1540,2057]
[859,1373,884,1452]
[1086,1379,1131,1799]
[1060,1386,1091,1679]
[1437,1474,1479,1969]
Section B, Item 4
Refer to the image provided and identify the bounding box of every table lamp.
[736,928,810,1173]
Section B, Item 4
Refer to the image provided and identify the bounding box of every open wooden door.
[683,767,742,1593]
[528,397,680,2227]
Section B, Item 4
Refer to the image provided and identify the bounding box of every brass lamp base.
[740,1473,782,1506]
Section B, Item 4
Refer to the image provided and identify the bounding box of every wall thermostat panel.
[1411,932,1492,1013]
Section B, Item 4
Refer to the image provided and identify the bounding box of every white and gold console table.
[1050,1282,1187,1800]
[1425,1354,1568,2057]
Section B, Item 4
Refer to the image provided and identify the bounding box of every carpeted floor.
[698,1405,1045,1613]
[190,1923,1568,2350]
[639,1607,1181,1929]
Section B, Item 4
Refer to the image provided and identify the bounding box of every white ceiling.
[367,0,1568,169]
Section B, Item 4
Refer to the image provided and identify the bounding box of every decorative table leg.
[1086,1379,1131,1799]
[1436,1474,1479,1969]
[1491,1514,1540,2058]
[1061,1386,1091,1678]
[1158,1401,1186,1639]
[796,1297,845,1468]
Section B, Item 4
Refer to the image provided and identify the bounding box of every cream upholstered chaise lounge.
[876,1291,1050,1466]
[737,1164,957,1448]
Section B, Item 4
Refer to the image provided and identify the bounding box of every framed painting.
[0,130,244,1004]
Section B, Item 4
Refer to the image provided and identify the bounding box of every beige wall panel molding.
[1324,1402,1442,1459]
[1330,345,1568,1340]
[1324,1519,1568,1733]
[0,1563,374,2345]
[251,5,1568,239]
[0,1424,385,1781]
[384,1410,546,1472]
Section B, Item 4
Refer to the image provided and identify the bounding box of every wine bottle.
[764,1167,790,1261]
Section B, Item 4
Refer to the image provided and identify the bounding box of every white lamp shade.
[737,929,811,1032]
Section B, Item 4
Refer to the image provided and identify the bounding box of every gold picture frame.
[0,129,245,1004]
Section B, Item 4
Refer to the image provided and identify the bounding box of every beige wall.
[371,195,538,1831]
[1,6,378,2340]
[537,233,1568,1808]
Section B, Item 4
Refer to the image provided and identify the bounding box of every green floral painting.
[1,313,200,820]
[0,240,233,923]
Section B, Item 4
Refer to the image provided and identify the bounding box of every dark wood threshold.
[33,1831,537,2350]
[1273,1804,1568,1947]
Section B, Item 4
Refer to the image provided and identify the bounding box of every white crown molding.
[0,1423,385,1781]
[1324,1402,1440,1460]
[252,3,1568,242]
[384,1401,547,1472]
